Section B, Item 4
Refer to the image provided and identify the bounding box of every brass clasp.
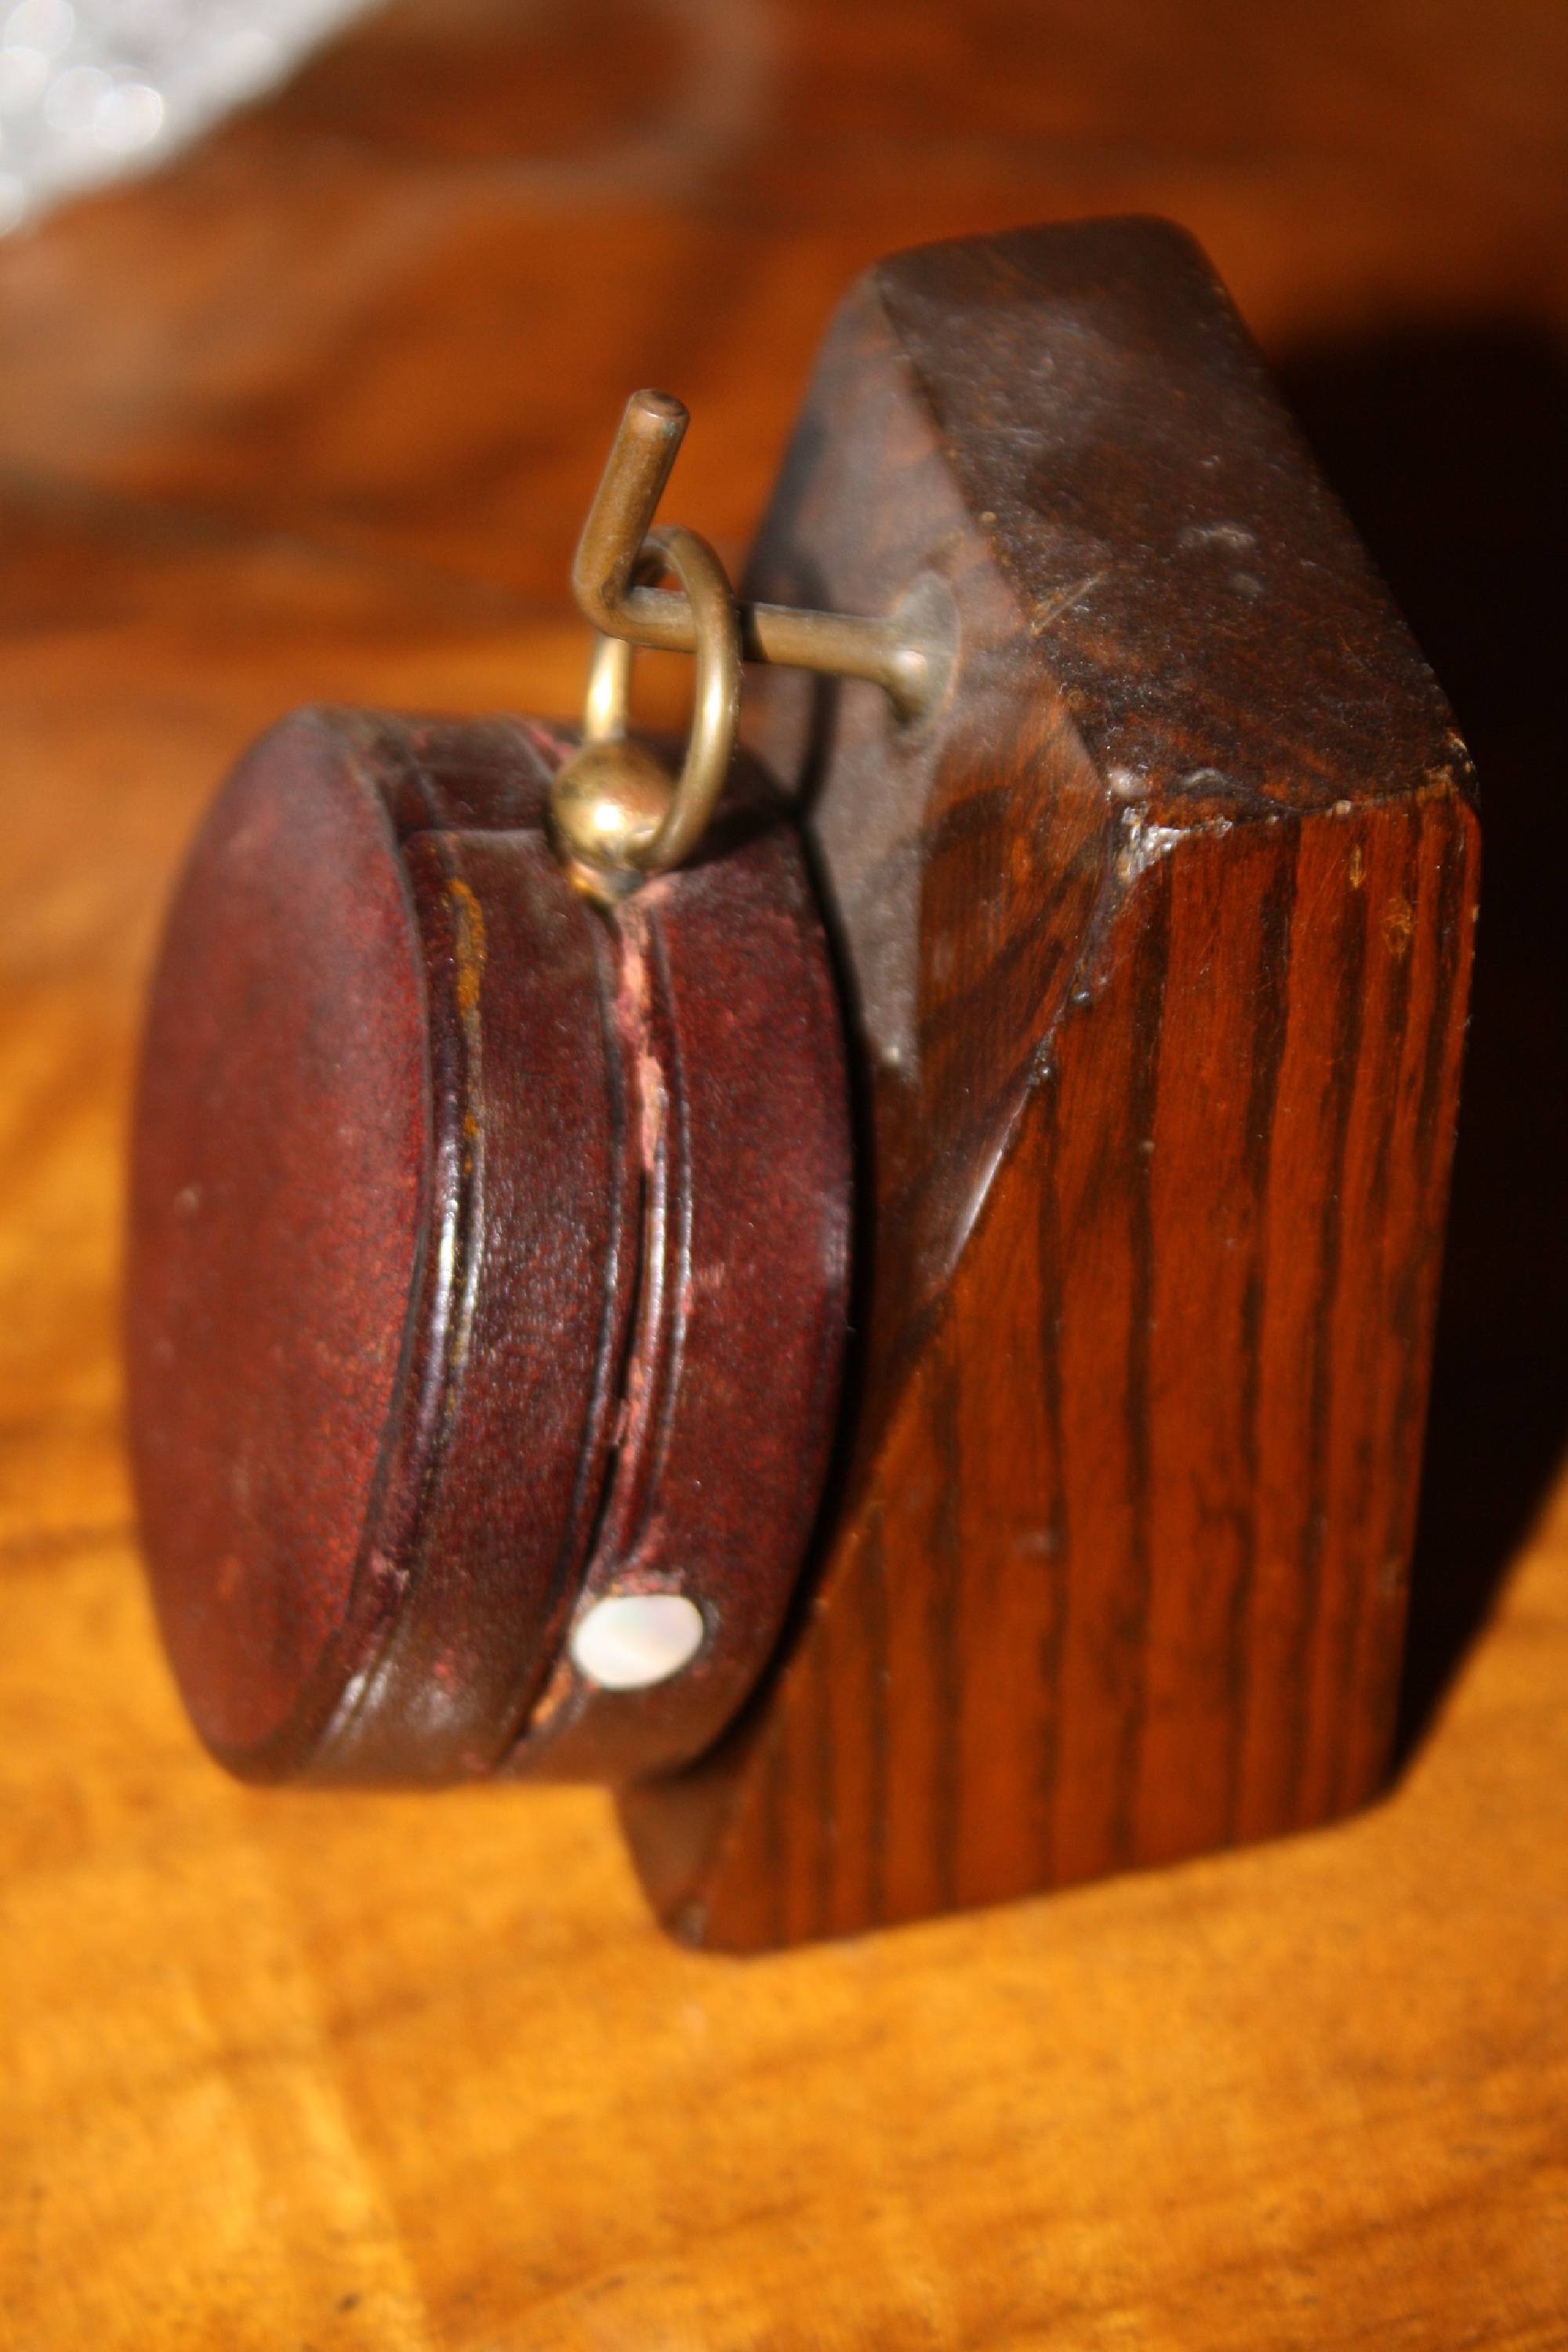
[550,390,948,899]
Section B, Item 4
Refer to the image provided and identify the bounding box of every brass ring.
[566,523,742,885]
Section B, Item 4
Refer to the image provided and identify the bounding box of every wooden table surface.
[2,2,1566,2342]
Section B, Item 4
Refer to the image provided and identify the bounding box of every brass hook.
[549,390,952,901]
[572,390,942,721]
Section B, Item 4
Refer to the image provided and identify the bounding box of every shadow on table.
[1279,321,1568,1762]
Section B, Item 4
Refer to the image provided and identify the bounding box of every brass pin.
[551,391,950,898]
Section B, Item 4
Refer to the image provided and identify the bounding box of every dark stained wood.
[621,220,1479,1947]
[127,711,850,1787]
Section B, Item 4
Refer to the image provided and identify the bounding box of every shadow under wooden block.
[619,219,1478,1950]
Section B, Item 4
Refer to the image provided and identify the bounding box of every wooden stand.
[619,219,1479,1949]
[125,216,1479,1953]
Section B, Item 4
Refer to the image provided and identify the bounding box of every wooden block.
[620,219,1479,1948]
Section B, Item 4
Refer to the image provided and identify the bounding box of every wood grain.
[1,0,1565,2342]
[623,221,1478,1947]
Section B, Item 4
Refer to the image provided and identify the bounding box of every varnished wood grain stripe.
[929,1333,964,1911]
[1287,830,1372,1822]
[1348,798,1478,1802]
[1224,831,1301,1838]
[1301,809,1423,1824]
[1319,808,1423,1814]
[1034,1064,1067,1886]
[1110,855,1172,1867]
[862,1506,890,1928]
[811,1567,837,1937]
[760,1695,789,1951]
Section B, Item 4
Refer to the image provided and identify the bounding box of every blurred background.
[2,4,1565,2343]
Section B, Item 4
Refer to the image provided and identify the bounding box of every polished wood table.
[2,2,1565,2340]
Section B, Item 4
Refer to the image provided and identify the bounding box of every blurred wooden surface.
[2,1,1566,2343]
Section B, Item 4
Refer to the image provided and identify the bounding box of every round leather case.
[125,707,850,1785]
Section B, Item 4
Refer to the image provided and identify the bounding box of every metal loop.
[552,388,953,898]
[573,523,742,880]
